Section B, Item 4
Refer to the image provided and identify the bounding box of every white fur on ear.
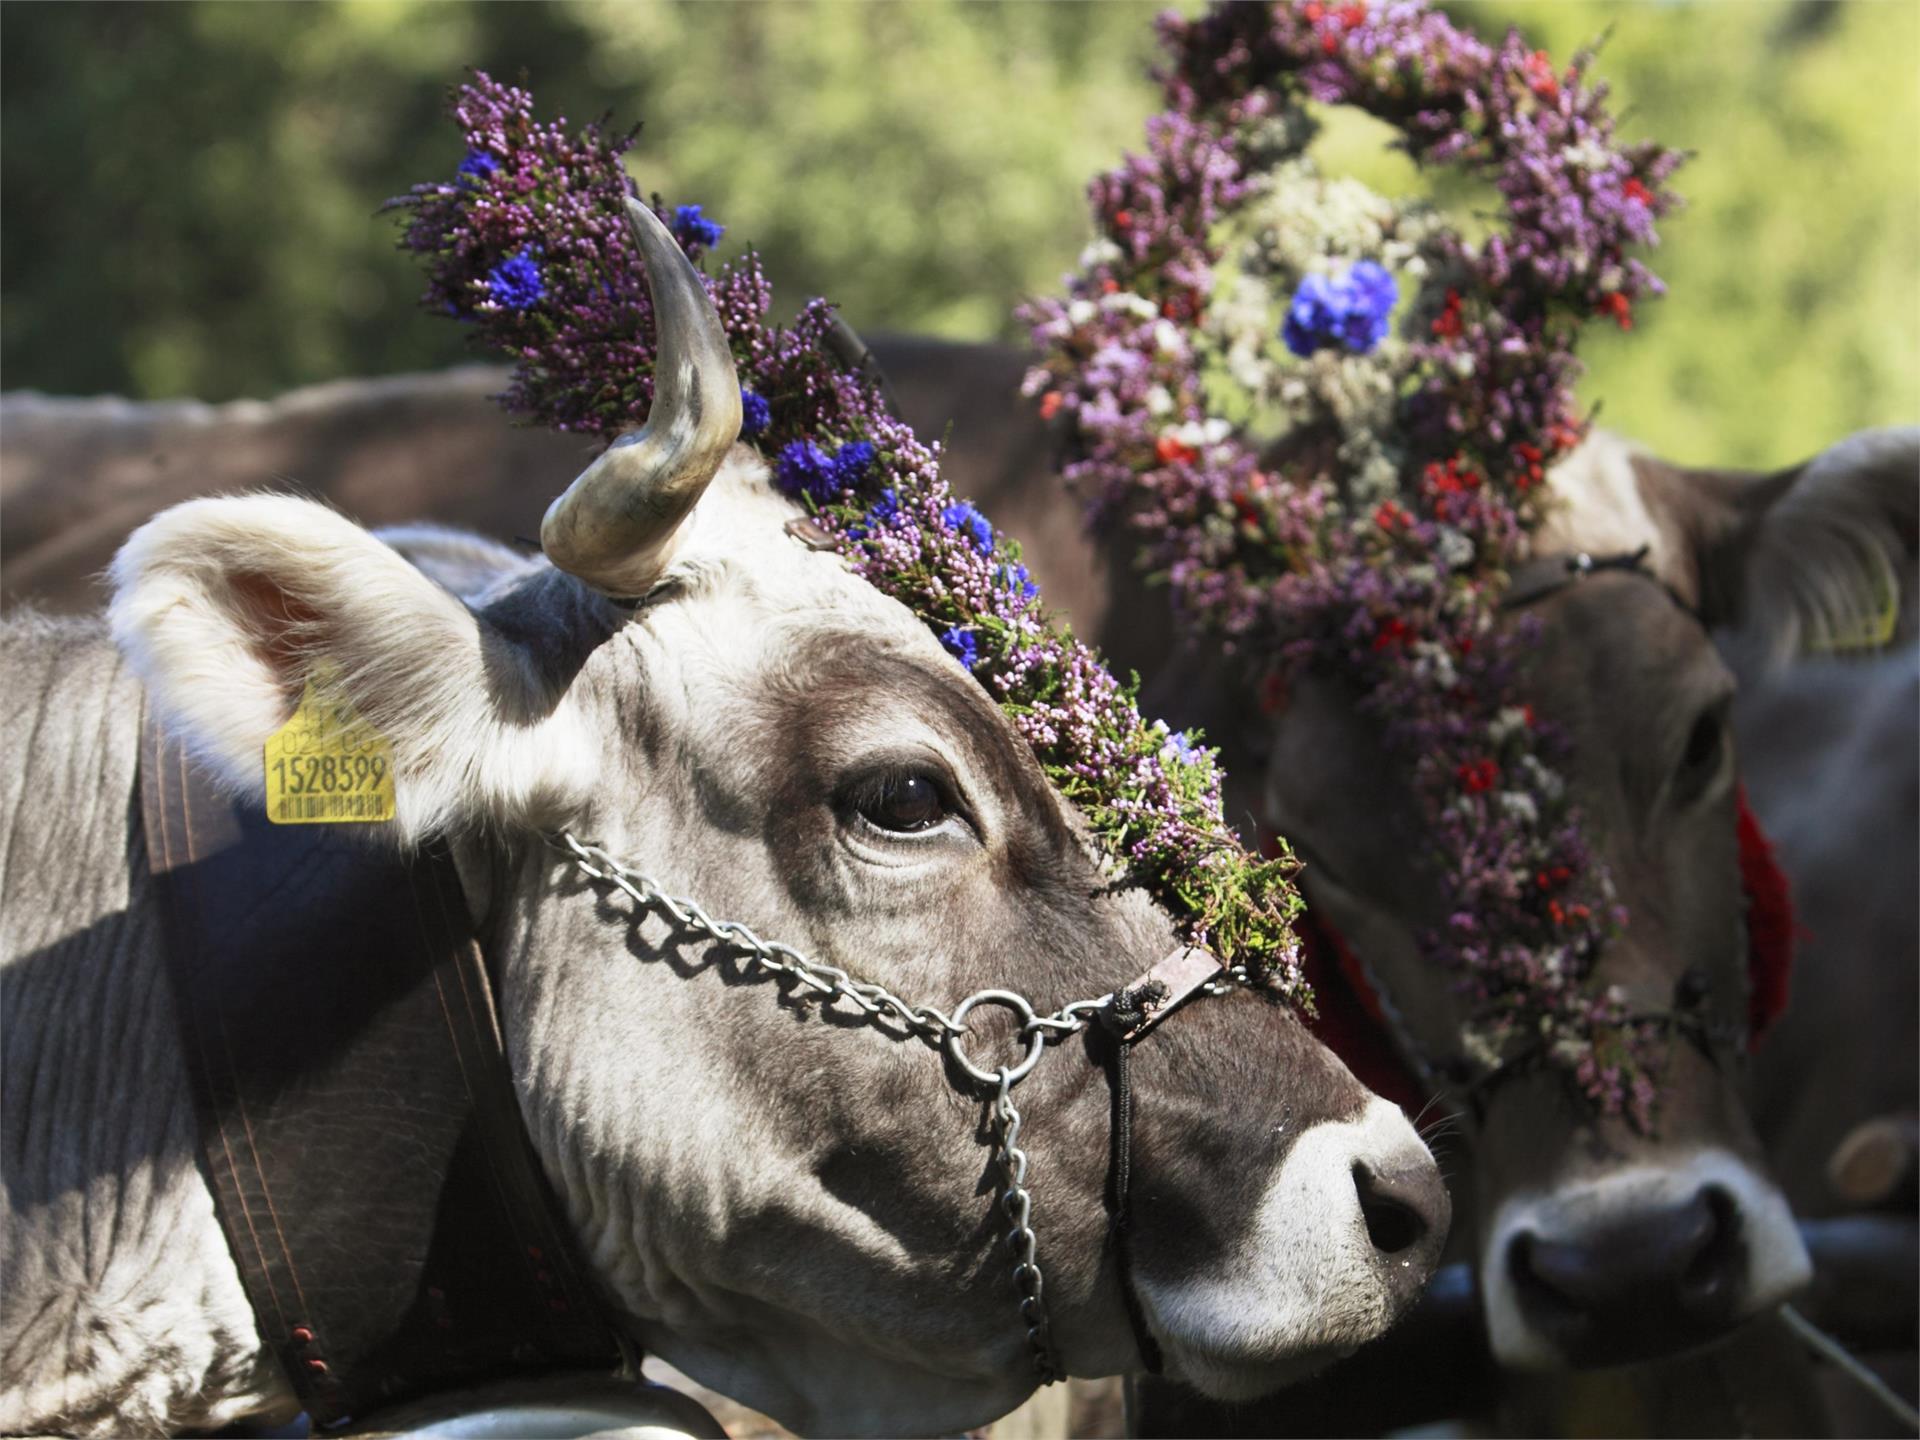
[109,494,596,841]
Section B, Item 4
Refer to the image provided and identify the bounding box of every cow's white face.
[1254,427,1916,1371]
[104,201,1449,1433]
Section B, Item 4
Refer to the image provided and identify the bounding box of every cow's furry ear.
[109,495,596,842]
[1634,427,1919,665]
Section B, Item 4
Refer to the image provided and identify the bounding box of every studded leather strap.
[140,717,621,1427]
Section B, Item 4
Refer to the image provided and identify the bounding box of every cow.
[0,204,1453,1439]
[3,343,1911,1425]
[862,337,1919,1426]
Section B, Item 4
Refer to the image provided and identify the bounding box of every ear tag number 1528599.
[263,664,396,825]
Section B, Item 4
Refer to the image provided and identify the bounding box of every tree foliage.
[1,0,1911,466]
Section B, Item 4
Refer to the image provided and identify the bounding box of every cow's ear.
[109,495,598,842]
[1633,427,1919,662]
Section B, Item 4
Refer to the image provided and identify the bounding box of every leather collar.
[140,717,623,1428]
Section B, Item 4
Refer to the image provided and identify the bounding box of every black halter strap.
[1500,543,1704,628]
[1096,984,1169,1377]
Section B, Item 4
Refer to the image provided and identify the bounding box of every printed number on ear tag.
[264,664,396,825]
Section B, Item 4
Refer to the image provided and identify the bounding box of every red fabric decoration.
[1274,790,1799,1116]
[1296,905,1430,1115]
[1736,783,1796,1046]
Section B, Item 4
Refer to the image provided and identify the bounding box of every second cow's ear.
[1633,427,1918,662]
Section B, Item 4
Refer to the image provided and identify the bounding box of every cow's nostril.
[1505,1184,1752,1365]
[1353,1162,1430,1255]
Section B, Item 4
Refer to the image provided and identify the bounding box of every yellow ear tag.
[264,663,396,825]
[1811,550,1900,654]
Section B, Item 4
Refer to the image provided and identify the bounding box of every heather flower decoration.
[1021,0,1684,1128]
[394,72,1306,996]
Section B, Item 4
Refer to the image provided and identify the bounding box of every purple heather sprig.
[393,71,1307,996]
[1022,0,1683,1130]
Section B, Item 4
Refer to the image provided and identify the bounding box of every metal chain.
[549,831,1123,1381]
[990,1070,1059,1383]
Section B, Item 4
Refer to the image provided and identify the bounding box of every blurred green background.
[2,0,1913,467]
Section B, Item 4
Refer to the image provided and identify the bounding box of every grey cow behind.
[0,219,1454,1436]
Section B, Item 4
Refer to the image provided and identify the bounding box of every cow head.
[105,201,1447,1434]
[1250,426,1916,1370]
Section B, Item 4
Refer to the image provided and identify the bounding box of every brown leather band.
[140,718,621,1427]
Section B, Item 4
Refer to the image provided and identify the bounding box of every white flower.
[1561,138,1612,172]
[1067,299,1096,326]
[1145,384,1175,417]
[1172,418,1233,448]
[1499,791,1539,824]
[1410,640,1458,689]
[1152,318,1186,357]
[1100,291,1159,321]
[1488,704,1529,743]
[1078,237,1124,269]
[1436,527,1476,570]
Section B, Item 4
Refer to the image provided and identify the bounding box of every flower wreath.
[394,72,1307,998]
[1021,1,1686,1129]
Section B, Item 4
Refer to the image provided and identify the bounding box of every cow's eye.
[1674,705,1729,804]
[847,768,952,834]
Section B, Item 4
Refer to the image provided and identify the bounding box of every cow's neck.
[0,616,294,1436]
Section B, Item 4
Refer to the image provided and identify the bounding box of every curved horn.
[540,195,743,596]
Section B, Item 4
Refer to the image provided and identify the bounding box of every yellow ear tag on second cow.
[264,663,397,825]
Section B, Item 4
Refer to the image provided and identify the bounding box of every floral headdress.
[1021,1,1685,1128]
[394,72,1306,997]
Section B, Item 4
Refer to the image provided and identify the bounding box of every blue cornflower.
[486,250,545,310]
[940,500,995,556]
[831,440,876,487]
[996,561,1040,601]
[846,486,902,539]
[673,204,725,249]
[941,626,981,670]
[1281,260,1398,357]
[456,150,498,185]
[739,387,771,439]
[773,439,839,502]
[1160,729,1201,764]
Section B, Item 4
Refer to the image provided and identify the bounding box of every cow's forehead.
[624,452,1084,823]
[1536,431,1698,604]
[1516,572,1735,794]
[662,449,918,627]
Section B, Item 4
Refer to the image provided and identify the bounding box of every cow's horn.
[540,195,742,597]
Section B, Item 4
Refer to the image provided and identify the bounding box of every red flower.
[1430,288,1464,340]
[1155,435,1197,465]
[1100,277,1119,295]
[1372,617,1411,651]
[1337,2,1368,26]
[1598,292,1633,331]
[1521,703,1537,728]
[1374,500,1409,531]
[1622,177,1653,207]
[1424,455,1480,494]
[1523,49,1559,101]
[1457,758,1499,793]
[1512,440,1546,489]
[1302,1,1324,20]
[1112,209,1133,230]
[1038,391,1063,421]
